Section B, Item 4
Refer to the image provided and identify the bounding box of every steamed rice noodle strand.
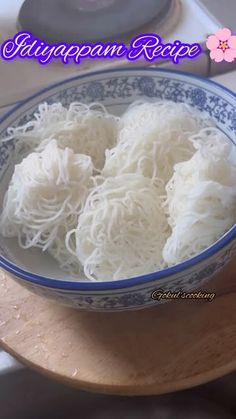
[103,101,213,183]
[48,222,83,275]
[163,128,236,265]
[0,140,93,274]
[66,174,170,281]
[6,102,119,170]
[1,99,235,282]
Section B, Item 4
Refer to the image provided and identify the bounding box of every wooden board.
[0,259,236,396]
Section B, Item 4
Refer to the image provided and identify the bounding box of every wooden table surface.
[0,257,236,396]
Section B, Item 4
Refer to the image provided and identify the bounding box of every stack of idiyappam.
[0,100,235,281]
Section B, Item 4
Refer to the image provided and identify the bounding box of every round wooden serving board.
[0,259,236,396]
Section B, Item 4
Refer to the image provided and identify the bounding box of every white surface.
[157,52,209,75]
[170,0,219,43]
[0,104,14,117]
[213,71,236,91]
[0,350,23,375]
[200,0,236,28]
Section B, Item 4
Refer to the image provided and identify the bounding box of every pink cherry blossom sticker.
[206,27,236,62]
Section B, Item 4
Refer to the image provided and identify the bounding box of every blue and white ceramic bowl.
[0,68,236,312]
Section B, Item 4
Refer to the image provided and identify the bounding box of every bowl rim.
[0,67,236,291]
